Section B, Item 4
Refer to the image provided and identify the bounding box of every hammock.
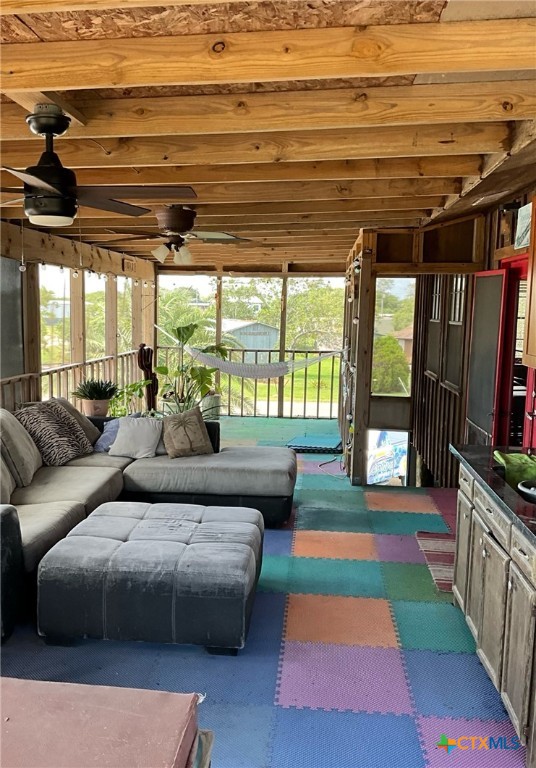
[187,347,340,379]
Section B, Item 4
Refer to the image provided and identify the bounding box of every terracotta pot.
[81,399,110,417]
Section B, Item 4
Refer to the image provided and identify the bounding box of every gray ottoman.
[37,501,264,651]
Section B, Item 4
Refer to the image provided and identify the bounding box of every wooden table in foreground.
[1,677,212,768]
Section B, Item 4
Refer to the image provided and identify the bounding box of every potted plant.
[155,323,228,417]
[72,378,118,417]
[108,379,152,417]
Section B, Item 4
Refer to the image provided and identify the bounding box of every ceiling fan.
[0,104,197,227]
[98,204,250,265]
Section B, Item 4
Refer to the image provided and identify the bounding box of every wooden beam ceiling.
[1,4,535,273]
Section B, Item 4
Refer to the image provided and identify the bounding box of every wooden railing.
[0,350,139,411]
[157,346,340,419]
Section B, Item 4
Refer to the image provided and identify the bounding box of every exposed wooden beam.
[0,178,459,205]
[0,123,510,167]
[0,0,241,13]
[3,91,87,126]
[3,82,534,140]
[2,21,534,91]
[0,196,446,221]
[0,156,483,185]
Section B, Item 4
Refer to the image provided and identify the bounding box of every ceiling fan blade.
[186,231,250,243]
[78,185,197,201]
[77,189,150,217]
[1,166,62,195]
[0,197,25,206]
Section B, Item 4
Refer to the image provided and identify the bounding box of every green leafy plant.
[72,379,118,400]
[155,322,228,414]
[108,379,152,417]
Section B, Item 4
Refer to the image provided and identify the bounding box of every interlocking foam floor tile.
[404,650,510,721]
[296,507,373,533]
[370,511,450,536]
[276,641,413,714]
[285,594,398,647]
[374,533,426,564]
[293,530,378,560]
[296,489,367,511]
[270,709,426,768]
[287,557,386,597]
[198,703,275,768]
[382,562,453,603]
[263,528,293,556]
[417,715,525,767]
[365,490,440,514]
[299,473,356,491]
[392,601,476,653]
[298,459,347,476]
[259,555,292,593]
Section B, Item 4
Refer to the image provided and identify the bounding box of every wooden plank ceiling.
[1,0,535,274]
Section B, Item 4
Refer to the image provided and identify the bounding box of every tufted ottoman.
[37,501,264,652]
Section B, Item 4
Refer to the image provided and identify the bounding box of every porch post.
[70,268,85,392]
[277,274,288,418]
[22,262,41,380]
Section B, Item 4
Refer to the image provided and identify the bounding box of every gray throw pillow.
[109,417,162,459]
[163,407,214,459]
[13,402,93,466]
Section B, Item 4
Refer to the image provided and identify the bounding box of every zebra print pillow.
[13,401,93,466]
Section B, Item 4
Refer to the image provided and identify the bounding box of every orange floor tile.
[285,594,398,647]
[293,530,378,561]
[365,491,440,514]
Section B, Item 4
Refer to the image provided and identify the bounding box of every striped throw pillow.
[14,401,93,466]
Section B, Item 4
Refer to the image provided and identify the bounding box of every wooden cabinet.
[465,509,488,641]
[453,492,472,612]
[502,563,536,744]
[477,531,510,688]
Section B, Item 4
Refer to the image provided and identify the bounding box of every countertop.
[450,444,536,546]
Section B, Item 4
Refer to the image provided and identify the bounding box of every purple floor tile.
[375,534,426,564]
[417,715,525,767]
[298,461,347,476]
[276,641,412,715]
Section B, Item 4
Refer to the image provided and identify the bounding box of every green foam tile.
[296,507,372,533]
[296,489,366,511]
[381,563,452,603]
[289,557,386,598]
[392,600,475,653]
[369,511,449,536]
[258,555,292,593]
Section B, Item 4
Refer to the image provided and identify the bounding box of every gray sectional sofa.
[0,406,297,640]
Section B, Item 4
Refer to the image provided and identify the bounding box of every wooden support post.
[350,233,376,486]
[278,274,288,418]
[215,274,222,391]
[70,269,85,365]
[131,279,143,351]
[22,262,41,385]
[141,277,156,349]
[105,275,118,359]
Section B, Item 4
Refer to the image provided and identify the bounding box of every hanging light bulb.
[143,281,148,288]
[73,268,79,278]
[134,279,139,287]
[19,222,27,272]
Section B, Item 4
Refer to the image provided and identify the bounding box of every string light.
[134,279,139,287]
[143,281,148,288]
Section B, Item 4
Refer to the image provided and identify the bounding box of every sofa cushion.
[16,501,86,572]
[14,402,93,466]
[163,407,213,459]
[51,397,101,445]
[109,417,163,459]
[93,419,120,452]
[65,452,134,470]
[11,466,123,515]
[0,408,42,487]
[0,455,16,503]
[123,446,297,497]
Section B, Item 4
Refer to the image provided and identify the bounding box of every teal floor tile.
[369,511,449,535]
[289,557,386,597]
[296,507,372,533]
[259,555,291,593]
[392,600,475,653]
[382,563,452,603]
[299,474,355,491]
[296,489,366,511]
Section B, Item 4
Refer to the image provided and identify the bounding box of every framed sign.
[514,202,532,250]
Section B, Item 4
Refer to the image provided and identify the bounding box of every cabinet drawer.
[474,485,512,550]
[459,465,474,502]
[510,528,536,586]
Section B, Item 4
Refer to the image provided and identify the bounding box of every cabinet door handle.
[482,549,487,558]
[485,507,494,516]
[516,548,529,559]
[479,537,483,546]
[463,512,468,520]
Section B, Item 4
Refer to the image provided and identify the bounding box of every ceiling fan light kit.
[151,243,170,263]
